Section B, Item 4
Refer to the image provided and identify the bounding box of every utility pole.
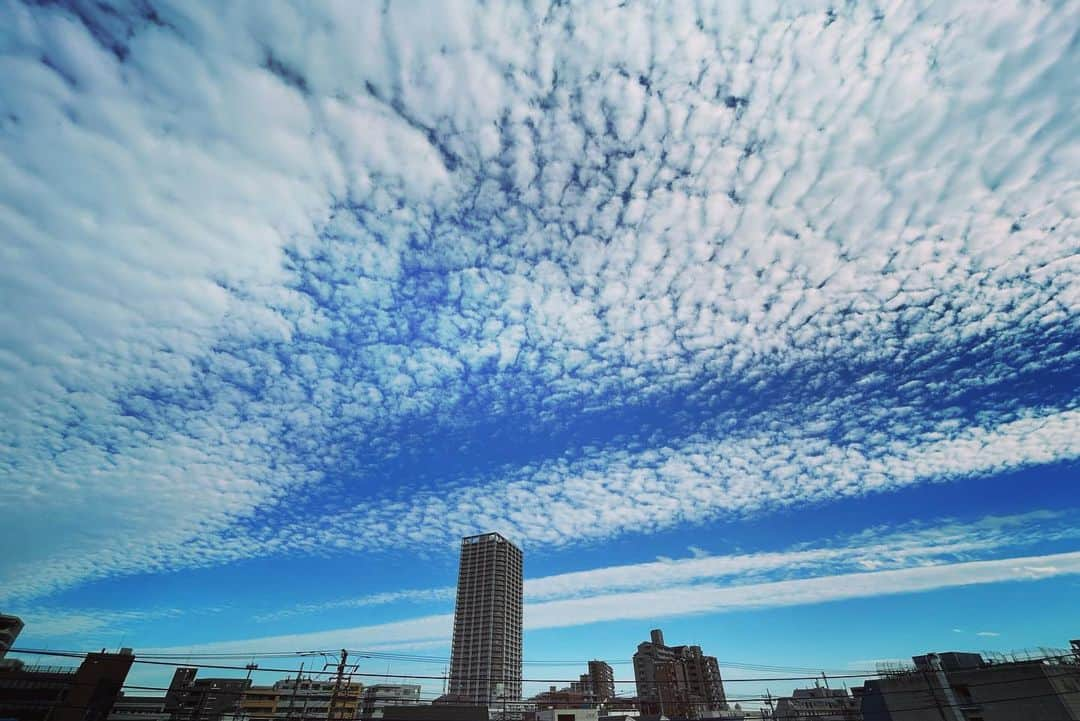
[285,663,304,721]
[323,649,359,721]
[327,649,349,721]
[235,663,258,721]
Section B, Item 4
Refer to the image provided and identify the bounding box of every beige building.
[231,676,362,721]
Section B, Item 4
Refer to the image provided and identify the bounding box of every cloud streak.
[148,549,1080,655]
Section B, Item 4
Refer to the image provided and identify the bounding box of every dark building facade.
[859,650,1080,721]
[0,649,134,721]
[163,668,251,721]
[106,694,169,721]
[448,532,523,706]
[632,629,726,719]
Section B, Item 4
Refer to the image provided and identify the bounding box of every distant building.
[448,532,524,707]
[771,687,861,720]
[581,662,615,705]
[268,676,362,721]
[361,684,422,719]
[0,648,134,721]
[633,629,727,719]
[530,687,587,710]
[858,649,1080,720]
[0,614,24,659]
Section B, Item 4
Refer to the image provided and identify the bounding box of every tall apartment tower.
[448,532,524,706]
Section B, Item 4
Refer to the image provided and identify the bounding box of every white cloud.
[246,509,1078,626]
[13,607,183,639]
[0,0,1077,602]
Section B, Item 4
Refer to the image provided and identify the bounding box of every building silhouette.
[447,532,524,707]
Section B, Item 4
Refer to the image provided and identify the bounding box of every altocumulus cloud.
[0,0,1077,602]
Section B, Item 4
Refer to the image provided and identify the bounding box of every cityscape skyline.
[1,0,1077,715]
[3,608,1079,720]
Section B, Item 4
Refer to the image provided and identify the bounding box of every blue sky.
[1,0,1078,710]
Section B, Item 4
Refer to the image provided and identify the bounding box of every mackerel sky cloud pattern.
[0,0,1078,614]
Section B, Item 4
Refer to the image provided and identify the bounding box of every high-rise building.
[447,532,524,706]
[632,629,726,719]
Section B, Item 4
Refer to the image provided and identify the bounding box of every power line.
[18,646,881,676]
[10,647,1079,691]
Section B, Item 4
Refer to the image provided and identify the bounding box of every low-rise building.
[0,648,135,721]
[164,669,251,721]
[268,677,362,721]
[108,694,169,721]
[771,687,861,720]
[360,684,422,719]
[530,686,587,709]
[858,648,1080,721]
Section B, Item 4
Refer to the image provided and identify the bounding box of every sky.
[0,0,1078,710]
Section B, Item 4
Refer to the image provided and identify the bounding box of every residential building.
[237,684,278,721]
[448,532,524,707]
[858,648,1080,720]
[164,669,251,721]
[361,684,422,719]
[771,687,861,721]
[0,648,134,721]
[633,629,727,719]
[268,677,362,721]
[530,687,587,710]
[572,662,614,705]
